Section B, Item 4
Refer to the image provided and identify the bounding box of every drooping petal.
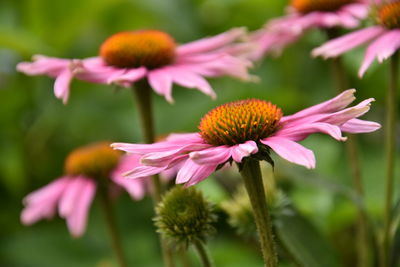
[108,67,147,85]
[312,26,385,59]
[21,177,70,225]
[176,159,216,185]
[189,146,232,165]
[340,118,381,133]
[230,141,259,163]
[261,137,316,169]
[281,89,356,123]
[58,177,90,218]
[359,30,399,77]
[148,69,173,103]
[176,28,246,56]
[276,122,346,141]
[65,178,96,237]
[54,69,73,104]
[168,67,216,99]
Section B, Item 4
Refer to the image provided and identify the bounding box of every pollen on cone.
[378,1,400,29]
[65,142,122,179]
[291,0,355,13]
[100,30,176,69]
[199,99,283,146]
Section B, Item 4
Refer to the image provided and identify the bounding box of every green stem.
[329,49,371,267]
[131,81,174,267]
[239,159,277,267]
[193,240,212,267]
[98,187,128,267]
[381,52,398,267]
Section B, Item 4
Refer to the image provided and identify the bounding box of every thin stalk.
[98,187,128,267]
[131,81,174,267]
[193,240,212,267]
[330,56,370,267]
[239,159,277,267]
[381,52,398,267]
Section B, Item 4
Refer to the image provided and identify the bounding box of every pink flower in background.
[313,0,400,77]
[112,89,380,187]
[249,0,368,59]
[21,142,153,237]
[17,28,254,104]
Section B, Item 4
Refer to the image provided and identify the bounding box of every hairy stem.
[381,52,398,267]
[239,159,277,267]
[193,240,213,267]
[131,81,174,267]
[98,187,128,267]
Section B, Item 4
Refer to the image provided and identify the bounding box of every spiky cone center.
[291,0,355,13]
[155,187,216,246]
[378,1,400,29]
[199,99,283,146]
[65,142,122,179]
[100,30,176,69]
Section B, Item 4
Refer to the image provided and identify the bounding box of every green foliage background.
[0,0,398,266]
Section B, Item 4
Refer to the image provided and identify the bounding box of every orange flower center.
[65,142,122,179]
[291,0,355,13]
[378,1,400,29]
[100,30,176,69]
[199,99,283,146]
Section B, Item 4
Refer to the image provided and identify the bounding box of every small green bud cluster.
[154,186,217,248]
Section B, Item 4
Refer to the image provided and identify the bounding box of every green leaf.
[275,209,340,267]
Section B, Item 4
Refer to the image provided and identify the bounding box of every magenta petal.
[176,28,245,56]
[66,178,96,237]
[168,67,216,99]
[58,177,89,218]
[231,141,259,163]
[21,177,70,225]
[189,146,232,165]
[109,67,147,85]
[54,69,73,104]
[340,118,381,133]
[148,69,173,103]
[281,89,356,123]
[176,159,216,185]
[124,165,167,179]
[115,177,146,200]
[261,137,316,169]
[312,26,385,59]
[276,122,346,141]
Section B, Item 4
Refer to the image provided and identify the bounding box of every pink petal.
[275,122,346,141]
[114,177,147,200]
[312,26,385,59]
[109,67,147,85]
[176,159,216,185]
[189,146,232,165]
[21,177,70,225]
[261,137,316,169]
[176,27,246,56]
[281,89,356,123]
[148,69,173,103]
[340,118,381,133]
[66,178,96,237]
[16,55,70,76]
[58,177,90,218]
[54,69,73,104]
[359,30,398,77]
[167,67,216,99]
[124,165,168,179]
[230,141,259,163]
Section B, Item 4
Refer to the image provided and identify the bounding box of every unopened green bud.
[154,186,217,248]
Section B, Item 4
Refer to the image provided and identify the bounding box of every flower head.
[20,142,167,237]
[154,186,217,248]
[17,28,254,104]
[312,0,400,76]
[112,89,380,187]
[249,0,368,59]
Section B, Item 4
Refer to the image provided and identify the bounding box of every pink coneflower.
[20,142,156,237]
[250,0,368,59]
[312,0,400,76]
[112,89,380,187]
[17,28,254,104]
